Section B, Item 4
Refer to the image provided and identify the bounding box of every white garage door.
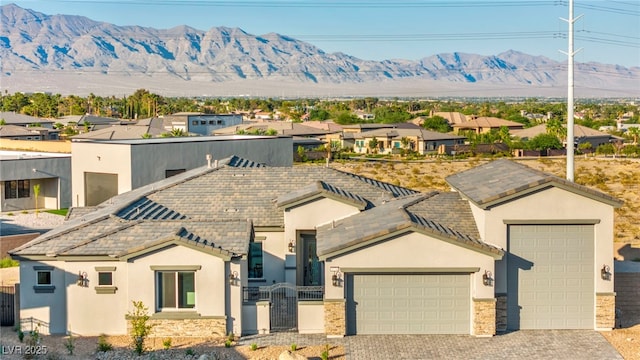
[349,274,470,334]
[507,225,594,330]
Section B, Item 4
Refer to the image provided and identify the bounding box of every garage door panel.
[351,274,470,334]
[508,225,594,330]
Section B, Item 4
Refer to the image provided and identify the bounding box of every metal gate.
[0,285,15,326]
[262,283,298,332]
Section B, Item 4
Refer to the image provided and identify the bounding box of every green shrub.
[127,301,153,355]
[162,337,172,350]
[97,334,113,352]
[17,329,24,342]
[321,344,330,360]
[65,334,75,355]
[186,348,195,356]
[224,339,232,348]
[0,257,18,268]
[290,343,297,351]
[250,343,258,351]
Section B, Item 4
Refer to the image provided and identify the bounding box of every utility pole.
[560,0,582,182]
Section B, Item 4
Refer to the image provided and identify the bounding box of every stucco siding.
[254,231,285,285]
[19,261,68,334]
[127,245,227,318]
[65,261,128,335]
[324,232,495,299]
[479,186,615,294]
[71,142,132,207]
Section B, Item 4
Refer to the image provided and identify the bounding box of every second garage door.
[347,274,470,334]
[507,224,594,330]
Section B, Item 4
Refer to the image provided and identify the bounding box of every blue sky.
[8,0,640,68]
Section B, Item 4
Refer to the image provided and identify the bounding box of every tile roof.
[511,123,620,139]
[452,117,524,129]
[445,159,623,209]
[317,193,501,258]
[11,156,418,257]
[276,181,370,210]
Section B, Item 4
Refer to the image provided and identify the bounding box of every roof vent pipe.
[206,154,212,168]
[214,159,218,168]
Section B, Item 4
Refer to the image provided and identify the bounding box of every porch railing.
[242,285,324,303]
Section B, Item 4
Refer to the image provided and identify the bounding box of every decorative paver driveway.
[239,330,622,360]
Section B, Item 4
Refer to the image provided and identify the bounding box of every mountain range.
[1,3,638,98]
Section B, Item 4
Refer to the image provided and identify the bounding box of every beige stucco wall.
[71,142,132,207]
[19,261,68,334]
[298,301,324,334]
[126,244,227,319]
[323,231,496,300]
[472,186,616,295]
[283,197,361,285]
[254,231,285,284]
[65,261,128,335]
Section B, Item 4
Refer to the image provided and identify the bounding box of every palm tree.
[627,127,640,144]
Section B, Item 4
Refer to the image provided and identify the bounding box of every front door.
[299,233,322,286]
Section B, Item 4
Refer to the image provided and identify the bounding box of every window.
[98,272,113,286]
[191,120,198,125]
[33,266,55,293]
[248,242,263,279]
[37,271,52,285]
[217,120,223,125]
[94,266,117,293]
[157,271,195,309]
[4,180,30,199]
[200,120,206,125]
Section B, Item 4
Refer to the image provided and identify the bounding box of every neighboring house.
[10,158,621,338]
[354,110,375,120]
[71,121,166,140]
[511,124,622,149]
[520,110,553,123]
[1,125,46,141]
[0,151,71,212]
[70,136,292,207]
[214,121,335,138]
[79,115,129,131]
[352,127,465,155]
[430,111,468,126]
[453,117,525,134]
[618,123,640,132]
[0,112,55,129]
[162,113,243,136]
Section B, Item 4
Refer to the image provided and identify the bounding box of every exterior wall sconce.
[601,265,612,281]
[288,240,295,253]
[77,271,88,287]
[482,270,494,287]
[229,271,239,286]
[330,267,342,287]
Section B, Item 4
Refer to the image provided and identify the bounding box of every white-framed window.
[156,271,196,310]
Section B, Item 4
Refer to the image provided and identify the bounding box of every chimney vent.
[206,154,212,168]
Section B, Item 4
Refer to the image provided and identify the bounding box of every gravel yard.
[0,326,345,360]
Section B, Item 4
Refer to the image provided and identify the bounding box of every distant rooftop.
[71,134,284,145]
[0,150,71,161]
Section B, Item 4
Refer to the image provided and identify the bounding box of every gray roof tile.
[445,159,623,209]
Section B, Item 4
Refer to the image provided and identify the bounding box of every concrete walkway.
[239,330,623,360]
